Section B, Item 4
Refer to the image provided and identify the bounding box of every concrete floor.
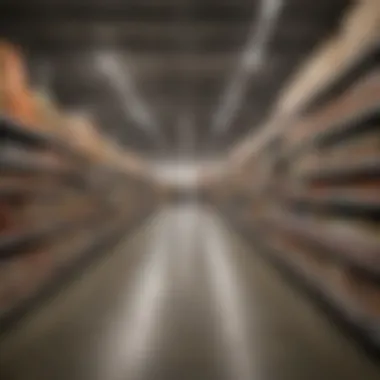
[0,205,379,380]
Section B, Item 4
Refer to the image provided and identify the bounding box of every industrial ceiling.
[0,0,350,157]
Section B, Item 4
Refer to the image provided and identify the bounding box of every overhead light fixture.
[95,51,159,137]
[211,0,283,135]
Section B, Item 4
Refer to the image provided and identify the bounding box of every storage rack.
[0,113,157,334]
[214,10,380,351]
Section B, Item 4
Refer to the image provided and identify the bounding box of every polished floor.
[0,205,379,380]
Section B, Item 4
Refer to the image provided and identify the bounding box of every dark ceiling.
[0,0,350,157]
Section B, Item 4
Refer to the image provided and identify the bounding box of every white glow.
[103,214,171,380]
[151,161,201,188]
[202,213,256,380]
[99,207,258,380]
[95,52,158,135]
[212,0,283,134]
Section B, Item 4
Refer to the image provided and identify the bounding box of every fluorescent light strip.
[95,52,159,136]
[212,0,283,135]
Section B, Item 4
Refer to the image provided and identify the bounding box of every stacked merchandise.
[214,1,380,348]
[257,68,380,344]
[0,42,156,324]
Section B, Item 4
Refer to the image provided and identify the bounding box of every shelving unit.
[214,1,380,351]
[0,45,159,332]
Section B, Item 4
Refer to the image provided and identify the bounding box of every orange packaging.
[0,41,37,127]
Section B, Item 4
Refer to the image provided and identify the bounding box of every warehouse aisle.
[0,205,379,380]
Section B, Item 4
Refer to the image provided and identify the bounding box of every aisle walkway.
[0,205,379,380]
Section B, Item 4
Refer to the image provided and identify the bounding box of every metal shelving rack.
[214,6,380,352]
[0,114,157,334]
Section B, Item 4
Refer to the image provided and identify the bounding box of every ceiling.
[0,0,350,157]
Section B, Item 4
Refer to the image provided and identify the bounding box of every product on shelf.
[0,41,37,127]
